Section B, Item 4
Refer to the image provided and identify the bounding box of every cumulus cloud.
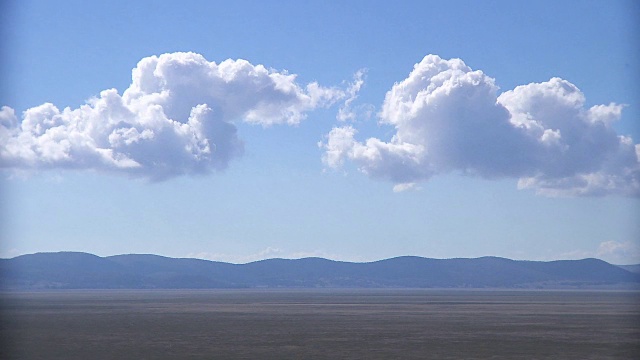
[321,54,640,197]
[1,52,350,180]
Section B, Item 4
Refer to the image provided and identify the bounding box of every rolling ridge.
[1,252,638,289]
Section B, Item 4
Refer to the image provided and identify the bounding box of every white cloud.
[0,248,22,259]
[321,54,640,197]
[188,247,285,264]
[561,240,640,265]
[392,182,420,193]
[337,69,373,122]
[1,52,351,180]
[187,247,364,263]
[498,78,638,196]
[596,240,640,265]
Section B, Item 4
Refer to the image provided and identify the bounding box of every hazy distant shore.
[2,252,639,290]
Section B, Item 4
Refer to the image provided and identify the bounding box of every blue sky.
[1,0,639,264]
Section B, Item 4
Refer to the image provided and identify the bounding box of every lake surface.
[1,289,639,359]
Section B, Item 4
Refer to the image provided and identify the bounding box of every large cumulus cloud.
[321,55,639,197]
[1,52,348,180]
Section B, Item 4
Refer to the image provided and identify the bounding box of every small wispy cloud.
[0,248,23,259]
[187,247,286,264]
[336,69,373,122]
[595,240,640,265]
[557,240,640,265]
[392,182,420,193]
[187,247,368,264]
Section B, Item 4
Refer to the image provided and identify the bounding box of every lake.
[2,289,639,359]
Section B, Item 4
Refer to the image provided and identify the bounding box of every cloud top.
[321,55,639,197]
[1,52,347,180]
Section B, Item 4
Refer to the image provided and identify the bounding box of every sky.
[1,0,639,264]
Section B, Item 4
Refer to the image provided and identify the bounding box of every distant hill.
[1,252,639,290]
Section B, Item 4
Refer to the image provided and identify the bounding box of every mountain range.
[1,252,639,290]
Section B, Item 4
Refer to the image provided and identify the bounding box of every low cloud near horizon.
[191,240,640,265]
[321,55,639,197]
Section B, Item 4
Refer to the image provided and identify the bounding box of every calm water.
[2,289,639,359]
